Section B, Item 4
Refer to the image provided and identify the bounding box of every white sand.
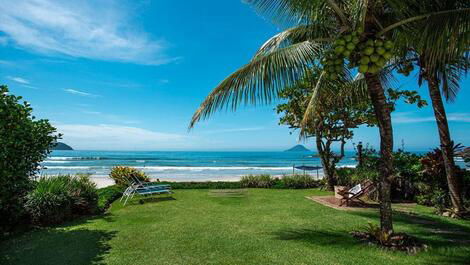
[89,173,324,189]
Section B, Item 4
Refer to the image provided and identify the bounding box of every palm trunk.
[427,77,465,213]
[365,73,394,234]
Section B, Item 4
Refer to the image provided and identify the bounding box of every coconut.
[359,64,369,73]
[364,47,374,55]
[370,54,380,62]
[335,46,345,54]
[360,56,370,64]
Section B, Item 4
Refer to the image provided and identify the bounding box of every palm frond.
[189,41,321,128]
[244,0,349,28]
[253,24,333,59]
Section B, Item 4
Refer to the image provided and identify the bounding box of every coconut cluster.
[356,38,394,74]
[321,27,395,78]
[322,28,363,80]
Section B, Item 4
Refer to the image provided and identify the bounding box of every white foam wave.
[48,156,102,160]
[43,166,97,169]
[135,166,294,171]
[337,165,357,168]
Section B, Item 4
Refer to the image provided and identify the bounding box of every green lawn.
[2,189,470,265]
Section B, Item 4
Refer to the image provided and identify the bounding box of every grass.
[1,189,469,265]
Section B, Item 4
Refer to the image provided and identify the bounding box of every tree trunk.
[316,134,336,191]
[365,73,394,234]
[427,77,465,213]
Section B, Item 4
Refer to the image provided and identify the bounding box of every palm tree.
[396,0,469,214]
[190,0,469,234]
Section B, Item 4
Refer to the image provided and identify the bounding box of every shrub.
[25,176,72,225]
[68,174,99,215]
[25,175,98,226]
[0,85,59,231]
[109,166,149,186]
[97,185,124,211]
[280,174,320,189]
[240,174,276,188]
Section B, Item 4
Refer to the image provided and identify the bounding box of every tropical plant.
[25,175,98,226]
[395,0,470,215]
[109,166,149,186]
[0,85,59,232]
[417,146,468,215]
[189,0,468,234]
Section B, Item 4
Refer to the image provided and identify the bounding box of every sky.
[0,0,469,151]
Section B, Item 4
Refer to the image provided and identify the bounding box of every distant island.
[52,142,74,150]
[285,145,310,152]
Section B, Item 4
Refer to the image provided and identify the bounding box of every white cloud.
[55,123,187,150]
[394,112,470,123]
[81,110,140,124]
[64,88,98,97]
[7,76,30,84]
[0,0,175,65]
[447,113,470,123]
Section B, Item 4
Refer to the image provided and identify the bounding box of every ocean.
[41,150,357,181]
[41,150,467,181]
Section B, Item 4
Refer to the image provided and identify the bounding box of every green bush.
[25,175,98,226]
[68,174,99,215]
[109,166,149,186]
[25,176,72,225]
[240,174,276,188]
[280,174,320,189]
[97,185,124,211]
[0,85,59,231]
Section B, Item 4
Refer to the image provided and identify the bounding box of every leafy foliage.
[97,185,125,211]
[240,174,320,189]
[0,85,59,231]
[109,166,149,186]
[280,174,320,189]
[25,175,98,226]
[240,174,277,188]
[277,69,375,189]
[416,147,469,212]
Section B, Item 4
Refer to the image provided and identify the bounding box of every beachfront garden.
[2,189,470,265]
[1,0,470,264]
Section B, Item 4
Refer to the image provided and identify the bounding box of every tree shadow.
[0,228,116,265]
[347,210,470,265]
[348,210,470,245]
[273,228,358,249]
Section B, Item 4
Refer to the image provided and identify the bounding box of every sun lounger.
[338,180,375,206]
[129,175,170,190]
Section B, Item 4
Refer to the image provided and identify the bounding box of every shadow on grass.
[347,210,470,265]
[348,210,470,245]
[127,196,176,205]
[273,229,358,248]
[0,228,116,265]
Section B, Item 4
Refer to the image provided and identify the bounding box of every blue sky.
[1,0,469,151]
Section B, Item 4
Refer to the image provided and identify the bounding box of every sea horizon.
[42,150,467,183]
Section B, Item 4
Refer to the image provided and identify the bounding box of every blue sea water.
[41,150,467,181]
[41,150,357,181]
